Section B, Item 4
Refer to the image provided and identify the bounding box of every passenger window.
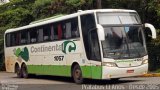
[30,29,38,43]
[6,34,11,47]
[58,24,62,40]
[71,18,79,38]
[43,25,51,41]
[51,24,58,40]
[10,32,20,46]
[20,30,28,44]
[38,28,43,42]
[65,22,72,39]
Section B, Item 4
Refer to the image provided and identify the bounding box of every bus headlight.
[142,59,148,64]
[102,62,117,67]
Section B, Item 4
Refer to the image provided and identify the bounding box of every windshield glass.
[97,12,141,25]
[97,12,146,59]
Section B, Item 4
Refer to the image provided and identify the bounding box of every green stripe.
[81,66,102,79]
[28,65,71,76]
[27,65,102,79]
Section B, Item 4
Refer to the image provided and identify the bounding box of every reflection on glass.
[102,26,146,59]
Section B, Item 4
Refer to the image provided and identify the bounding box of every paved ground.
[0,72,160,90]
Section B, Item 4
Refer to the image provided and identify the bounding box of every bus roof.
[5,9,136,34]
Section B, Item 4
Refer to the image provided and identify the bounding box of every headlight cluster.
[102,62,117,67]
[142,59,148,64]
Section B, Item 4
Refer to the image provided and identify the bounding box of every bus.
[4,9,156,84]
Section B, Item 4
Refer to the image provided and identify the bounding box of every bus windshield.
[97,12,147,59]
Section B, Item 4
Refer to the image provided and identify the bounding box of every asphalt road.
[0,72,160,90]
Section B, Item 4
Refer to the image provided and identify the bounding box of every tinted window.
[43,25,51,41]
[30,28,38,43]
[10,32,20,46]
[20,30,28,44]
[81,14,101,61]
[50,17,79,40]
[5,34,11,47]
[6,17,79,47]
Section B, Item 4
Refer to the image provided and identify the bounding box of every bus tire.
[72,64,83,84]
[21,64,28,78]
[15,64,22,78]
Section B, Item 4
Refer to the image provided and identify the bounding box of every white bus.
[4,9,156,84]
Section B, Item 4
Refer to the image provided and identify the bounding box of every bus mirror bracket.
[97,24,105,41]
[144,23,156,39]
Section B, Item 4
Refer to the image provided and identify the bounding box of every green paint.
[62,41,76,54]
[27,65,71,76]
[91,66,102,79]
[14,47,29,62]
[15,48,21,57]
[27,65,102,79]
[81,66,102,79]
[19,47,29,62]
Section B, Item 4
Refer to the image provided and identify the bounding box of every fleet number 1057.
[54,56,64,61]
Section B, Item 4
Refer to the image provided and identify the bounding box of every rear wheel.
[15,64,22,78]
[72,64,83,84]
[21,64,28,78]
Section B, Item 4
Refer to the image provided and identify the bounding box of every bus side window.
[38,28,43,42]
[71,18,79,38]
[6,34,11,47]
[58,24,62,40]
[10,32,20,46]
[10,33,15,46]
[20,30,28,44]
[43,25,51,41]
[16,32,20,45]
[65,22,72,39]
[30,29,38,43]
[51,24,59,40]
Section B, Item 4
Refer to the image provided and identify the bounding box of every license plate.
[127,70,134,73]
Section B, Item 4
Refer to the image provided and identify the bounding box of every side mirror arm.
[145,23,156,39]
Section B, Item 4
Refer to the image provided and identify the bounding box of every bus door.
[80,14,102,79]
[88,29,102,79]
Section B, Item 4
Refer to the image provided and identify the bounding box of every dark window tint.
[30,29,38,43]
[10,32,20,46]
[38,28,43,42]
[81,14,101,61]
[71,18,79,38]
[43,25,51,41]
[20,30,28,44]
[51,24,58,40]
[51,17,79,40]
[89,30,101,60]
[5,34,11,47]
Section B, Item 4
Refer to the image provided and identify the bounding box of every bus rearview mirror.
[97,24,105,41]
[144,23,156,39]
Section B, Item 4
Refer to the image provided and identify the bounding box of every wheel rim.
[74,69,82,80]
[16,66,21,77]
[22,65,27,77]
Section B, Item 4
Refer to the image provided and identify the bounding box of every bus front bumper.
[102,64,148,79]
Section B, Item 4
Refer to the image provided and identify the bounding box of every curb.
[140,73,160,77]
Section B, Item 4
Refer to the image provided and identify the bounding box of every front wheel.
[72,64,83,84]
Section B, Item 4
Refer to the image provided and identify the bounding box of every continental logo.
[13,47,29,62]
[62,41,76,54]
[13,41,76,60]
